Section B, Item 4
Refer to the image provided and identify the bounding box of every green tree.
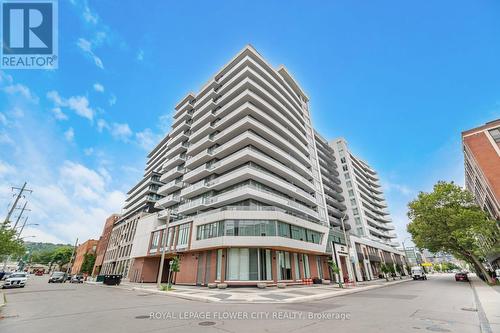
[407,181,499,284]
[51,246,74,271]
[380,263,390,281]
[0,226,25,260]
[328,260,343,288]
[80,253,96,274]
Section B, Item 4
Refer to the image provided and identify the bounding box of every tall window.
[293,253,300,280]
[277,251,292,280]
[316,257,323,279]
[226,248,259,281]
[302,254,311,278]
[150,231,160,252]
[176,223,191,249]
[215,249,223,281]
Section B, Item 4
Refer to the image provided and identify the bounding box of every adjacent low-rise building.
[92,214,120,276]
[71,239,98,275]
[462,119,500,268]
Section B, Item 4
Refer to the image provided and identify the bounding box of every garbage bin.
[103,274,122,286]
[96,275,105,282]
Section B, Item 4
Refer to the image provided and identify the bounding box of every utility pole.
[17,216,29,238]
[3,182,32,226]
[13,201,30,229]
[65,238,78,279]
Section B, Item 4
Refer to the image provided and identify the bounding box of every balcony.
[179,182,319,220]
[180,179,210,198]
[163,153,186,171]
[170,119,192,137]
[160,166,185,183]
[157,179,184,196]
[164,141,189,160]
[155,194,180,209]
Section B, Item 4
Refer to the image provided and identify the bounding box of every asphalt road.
[0,273,482,333]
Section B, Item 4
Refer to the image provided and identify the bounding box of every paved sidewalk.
[92,277,413,304]
[470,275,500,333]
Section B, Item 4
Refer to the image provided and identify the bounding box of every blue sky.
[0,0,499,245]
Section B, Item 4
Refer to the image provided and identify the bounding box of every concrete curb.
[469,276,498,333]
[0,291,6,309]
[128,278,413,304]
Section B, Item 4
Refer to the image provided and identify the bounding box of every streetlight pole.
[401,238,412,275]
[157,210,171,289]
[339,212,354,282]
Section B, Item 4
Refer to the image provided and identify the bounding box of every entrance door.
[196,253,205,286]
[339,256,349,282]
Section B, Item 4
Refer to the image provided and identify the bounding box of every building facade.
[97,45,407,286]
[100,137,170,277]
[92,214,120,276]
[462,119,500,268]
[462,119,500,221]
[127,45,337,286]
[330,138,399,248]
[71,239,98,275]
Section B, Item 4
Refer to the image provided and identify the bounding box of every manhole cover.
[461,307,478,312]
[426,326,450,332]
[135,315,150,319]
[199,321,216,326]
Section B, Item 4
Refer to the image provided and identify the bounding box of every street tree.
[80,253,96,274]
[407,181,498,284]
[0,226,25,260]
[327,260,343,288]
[51,246,74,271]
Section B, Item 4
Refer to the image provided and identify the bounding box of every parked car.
[2,272,27,288]
[411,266,427,280]
[455,272,469,282]
[48,271,66,283]
[35,270,44,276]
[70,274,84,283]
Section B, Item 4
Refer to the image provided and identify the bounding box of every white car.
[2,272,28,288]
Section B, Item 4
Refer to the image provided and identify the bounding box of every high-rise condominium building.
[100,45,405,285]
[462,119,500,221]
[100,136,169,276]
[127,45,339,285]
[331,138,399,248]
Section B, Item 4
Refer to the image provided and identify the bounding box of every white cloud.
[47,90,95,121]
[64,127,74,142]
[108,94,117,106]
[77,38,104,69]
[136,128,159,150]
[97,118,109,132]
[67,96,94,120]
[84,147,94,156]
[137,49,144,61]
[110,122,133,141]
[382,180,413,196]
[0,160,15,177]
[83,4,98,24]
[3,83,39,103]
[158,113,173,133]
[93,83,104,93]
[51,107,68,120]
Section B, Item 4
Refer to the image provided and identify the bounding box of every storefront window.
[302,254,311,278]
[277,251,292,280]
[293,253,300,280]
[225,248,274,281]
[216,249,222,281]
